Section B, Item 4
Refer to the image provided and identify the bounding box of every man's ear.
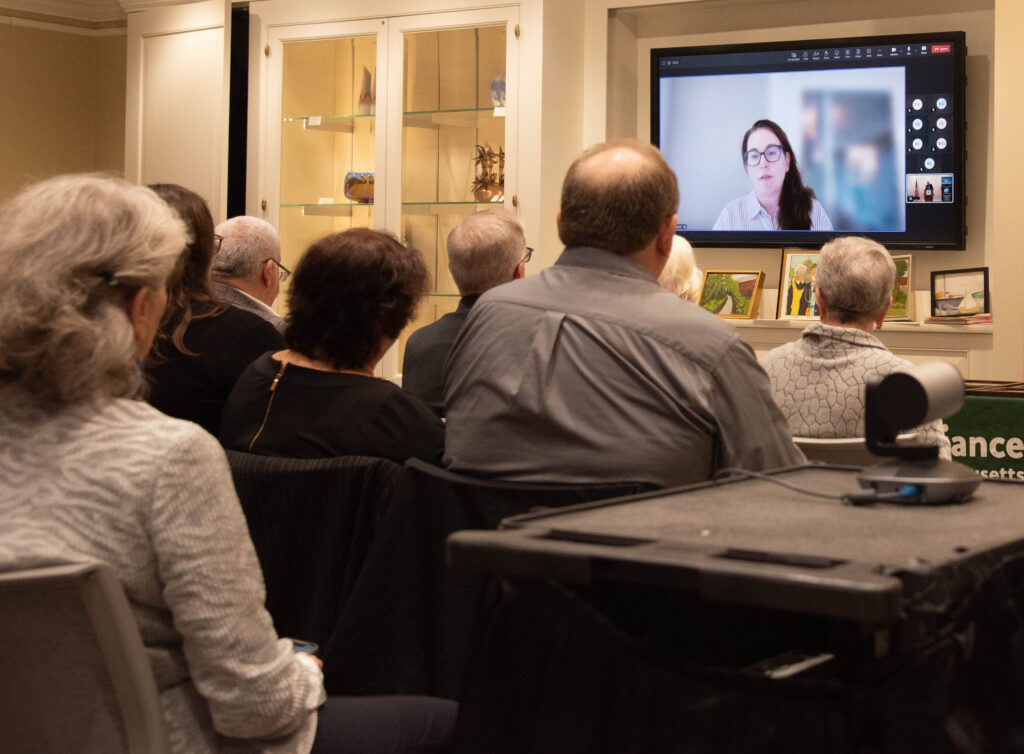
[875,295,893,330]
[814,286,827,320]
[657,214,677,260]
[261,259,276,288]
[512,261,526,280]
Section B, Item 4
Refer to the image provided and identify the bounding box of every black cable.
[712,466,908,507]
[713,467,845,501]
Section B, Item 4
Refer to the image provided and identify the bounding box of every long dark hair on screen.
[742,119,816,230]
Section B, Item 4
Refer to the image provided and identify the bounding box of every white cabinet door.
[125,0,230,219]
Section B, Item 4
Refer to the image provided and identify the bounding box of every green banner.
[945,395,1024,482]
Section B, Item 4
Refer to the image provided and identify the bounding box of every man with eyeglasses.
[211,215,290,332]
[443,139,804,488]
[402,208,529,416]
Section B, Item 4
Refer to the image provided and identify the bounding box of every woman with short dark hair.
[220,228,444,463]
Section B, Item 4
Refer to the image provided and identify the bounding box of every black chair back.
[225,450,411,656]
[325,459,655,698]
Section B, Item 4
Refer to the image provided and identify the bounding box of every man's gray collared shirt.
[443,246,804,487]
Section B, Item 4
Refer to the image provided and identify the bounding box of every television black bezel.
[650,30,967,251]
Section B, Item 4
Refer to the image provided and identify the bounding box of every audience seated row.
[0,174,454,754]
[0,134,962,752]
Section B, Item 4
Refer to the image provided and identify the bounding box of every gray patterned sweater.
[761,322,952,459]
[0,398,324,752]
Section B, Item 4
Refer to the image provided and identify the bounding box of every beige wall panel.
[282,39,338,116]
[438,125,475,202]
[437,28,475,110]
[403,126,439,203]
[404,32,439,112]
[477,25,506,109]
[92,35,128,176]
[0,23,125,202]
[280,122,334,203]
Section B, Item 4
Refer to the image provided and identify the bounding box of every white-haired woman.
[0,175,455,753]
[761,236,951,459]
[657,234,703,303]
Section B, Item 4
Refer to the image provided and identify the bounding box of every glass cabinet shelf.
[282,114,375,133]
[403,107,504,129]
[282,202,374,217]
[402,200,503,216]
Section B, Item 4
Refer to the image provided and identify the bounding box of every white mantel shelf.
[733,319,994,336]
[732,317,993,379]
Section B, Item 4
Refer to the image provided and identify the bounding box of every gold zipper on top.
[248,361,287,452]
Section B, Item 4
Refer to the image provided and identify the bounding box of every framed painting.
[777,251,820,321]
[930,267,990,317]
[887,254,912,321]
[698,270,765,319]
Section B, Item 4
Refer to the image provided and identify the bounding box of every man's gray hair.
[212,215,281,280]
[446,209,526,295]
[815,236,896,323]
[0,174,187,403]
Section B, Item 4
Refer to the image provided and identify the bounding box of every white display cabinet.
[253,4,519,378]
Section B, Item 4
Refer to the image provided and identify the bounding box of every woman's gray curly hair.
[0,174,187,404]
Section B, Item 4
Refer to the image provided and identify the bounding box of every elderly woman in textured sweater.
[761,236,951,459]
[0,174,455,753]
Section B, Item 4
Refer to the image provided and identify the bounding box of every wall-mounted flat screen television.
[651,31,966,250]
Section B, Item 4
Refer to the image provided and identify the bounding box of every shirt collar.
[555,246,660,285]
[802,321,887,349]
[457,294,482,311]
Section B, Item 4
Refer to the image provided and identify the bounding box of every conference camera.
[857,361,980,505]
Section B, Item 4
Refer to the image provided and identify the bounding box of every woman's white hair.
[0,174,187,404]
[815,236,896,324]
[658,235,703,303]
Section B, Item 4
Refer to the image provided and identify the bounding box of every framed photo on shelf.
[887,255,913,321]
[777,251,820,320]
[930,267,990,317]
[698,270,765,320]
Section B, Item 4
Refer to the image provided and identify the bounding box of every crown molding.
[1,1,125,23]
[118,0,208,11]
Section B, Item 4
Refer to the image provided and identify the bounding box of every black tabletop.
[448,465,1024,624]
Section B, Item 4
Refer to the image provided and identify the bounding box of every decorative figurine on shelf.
[358,66,373,115]
[496,146,505,197]
[490,72,506,107]
[344,172,374,203]
[472,144,504,202]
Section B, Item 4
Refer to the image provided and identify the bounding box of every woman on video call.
[713,119,833,232]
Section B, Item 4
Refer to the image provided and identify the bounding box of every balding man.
[211,215,287,332]
[443,139,803,488]
[402,208,528,415]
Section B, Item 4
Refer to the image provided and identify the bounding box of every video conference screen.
[651,31,966,249]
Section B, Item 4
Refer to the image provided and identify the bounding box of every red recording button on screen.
[931,44,952,54]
